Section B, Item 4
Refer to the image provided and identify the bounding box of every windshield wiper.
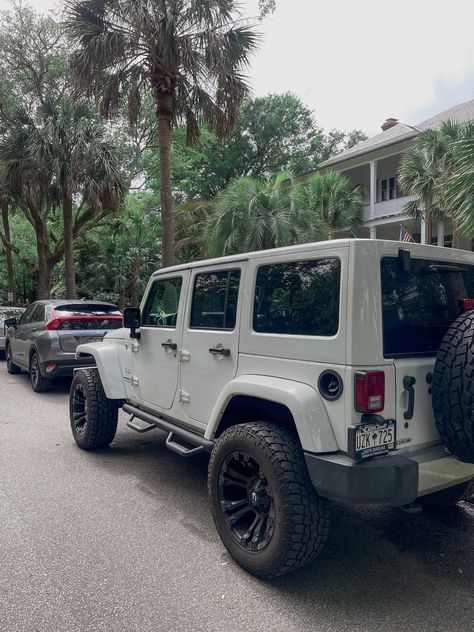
[421,264,464,275]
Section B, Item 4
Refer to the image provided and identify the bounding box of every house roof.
[315,98,474,170]
[317,123,419,169]
[417,98,474,130]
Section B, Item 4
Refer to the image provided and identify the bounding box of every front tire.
[30,352,50,392]
[6,343,21,374]
[69,368,119,450]
[208,422,330,578]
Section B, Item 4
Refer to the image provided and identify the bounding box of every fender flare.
[205,375,339,453]
[76,342,126,400]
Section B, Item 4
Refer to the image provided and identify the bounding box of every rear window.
[0,308,25,321]
[52,304,122,330]
[55,304,121,316]
[381,257,474,357]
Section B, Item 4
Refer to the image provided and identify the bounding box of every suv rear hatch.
[47,304,123,353]
[381,255,474,449]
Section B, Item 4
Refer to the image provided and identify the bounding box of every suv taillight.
[355,371,385,413]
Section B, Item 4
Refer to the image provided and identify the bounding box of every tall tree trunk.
[130,260,139,306]
[1,201,15,303]
[63,190,76,298]
[36,239,52,299]
[119,281,126,311]
[155,94,175,268]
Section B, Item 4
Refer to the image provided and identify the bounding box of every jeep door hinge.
[178,389,190,403]
[131,342,140,353]
[131,375,139,387]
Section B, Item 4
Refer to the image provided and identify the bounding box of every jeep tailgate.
[393,357,439,449]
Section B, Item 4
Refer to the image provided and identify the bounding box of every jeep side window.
[142,277,183,328]
[190,269,241,330]
[253,258,341,336]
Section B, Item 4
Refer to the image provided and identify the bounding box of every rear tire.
[29,352,50,392]
[5,343,21,374]
[208,422,330,578]
[418,481,471,512]
[70,368,119,450]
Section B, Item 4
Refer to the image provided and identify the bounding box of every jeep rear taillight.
[355,371,385,413]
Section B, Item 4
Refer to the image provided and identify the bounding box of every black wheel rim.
[217,450,275,552]
[6,346,12,368]
[72,384,88,435]
[30,355,38,387]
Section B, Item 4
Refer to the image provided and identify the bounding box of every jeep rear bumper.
[305,446,474,507]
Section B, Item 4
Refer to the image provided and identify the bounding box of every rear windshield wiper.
[421,264,465,275]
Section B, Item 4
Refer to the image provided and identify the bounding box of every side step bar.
[123,403,213,457]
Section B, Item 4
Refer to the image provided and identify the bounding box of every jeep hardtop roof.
[152,238,474,276]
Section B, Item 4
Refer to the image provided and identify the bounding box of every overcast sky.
[1,0,473,136]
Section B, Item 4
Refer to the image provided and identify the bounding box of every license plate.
[87,336,103,343]
[348,419,396,460]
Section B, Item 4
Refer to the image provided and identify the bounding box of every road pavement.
[1,366,473,632]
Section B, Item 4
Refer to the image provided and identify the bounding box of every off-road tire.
[418,481,471,511]
[5,343,21,374]
[208,422,331,578]
[29,352,50,392]
[69,368,119,450]
[432,311,474,463]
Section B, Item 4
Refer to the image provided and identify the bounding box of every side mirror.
[123,307,141,340]
[4,317,17,328]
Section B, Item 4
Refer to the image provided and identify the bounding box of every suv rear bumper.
[39,356,95,378]
[305,446,474,507]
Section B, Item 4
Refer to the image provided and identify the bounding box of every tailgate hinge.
[178,389,190,403]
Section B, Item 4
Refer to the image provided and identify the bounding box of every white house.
[312,99,474,248]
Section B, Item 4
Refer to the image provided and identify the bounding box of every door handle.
[403,375,416,420]
[161,341,177,350]
[209,347,231,357]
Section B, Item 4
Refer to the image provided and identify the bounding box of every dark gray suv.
[5,300,122,392]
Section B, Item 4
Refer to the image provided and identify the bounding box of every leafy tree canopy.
[147,92,367,200]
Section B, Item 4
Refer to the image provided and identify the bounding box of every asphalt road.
[1,366,474,632]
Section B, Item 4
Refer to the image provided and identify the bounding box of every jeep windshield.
[381,256,474,357]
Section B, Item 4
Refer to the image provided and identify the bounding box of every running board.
[122,403,213,456]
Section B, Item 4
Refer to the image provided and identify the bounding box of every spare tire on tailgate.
[432,310,474,463]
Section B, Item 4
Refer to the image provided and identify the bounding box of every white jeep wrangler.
[70,239,474,578]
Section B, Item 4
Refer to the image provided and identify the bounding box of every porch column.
[420,217,428,244]
[369,160,377,220]
[437,221,445,247]
[369,225,377,239]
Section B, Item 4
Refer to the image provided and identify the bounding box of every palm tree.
[205,172,325,256]
[29,97,126,297]
[442,122,474,239]
[0,103,126,298]
[292,171,363,238]
[65,0,259,268]
[398,120,467,246]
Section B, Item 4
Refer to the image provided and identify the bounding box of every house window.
[389,177,396,199]
[379,177,396,202]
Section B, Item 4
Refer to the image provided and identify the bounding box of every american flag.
[399,226,415,243]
